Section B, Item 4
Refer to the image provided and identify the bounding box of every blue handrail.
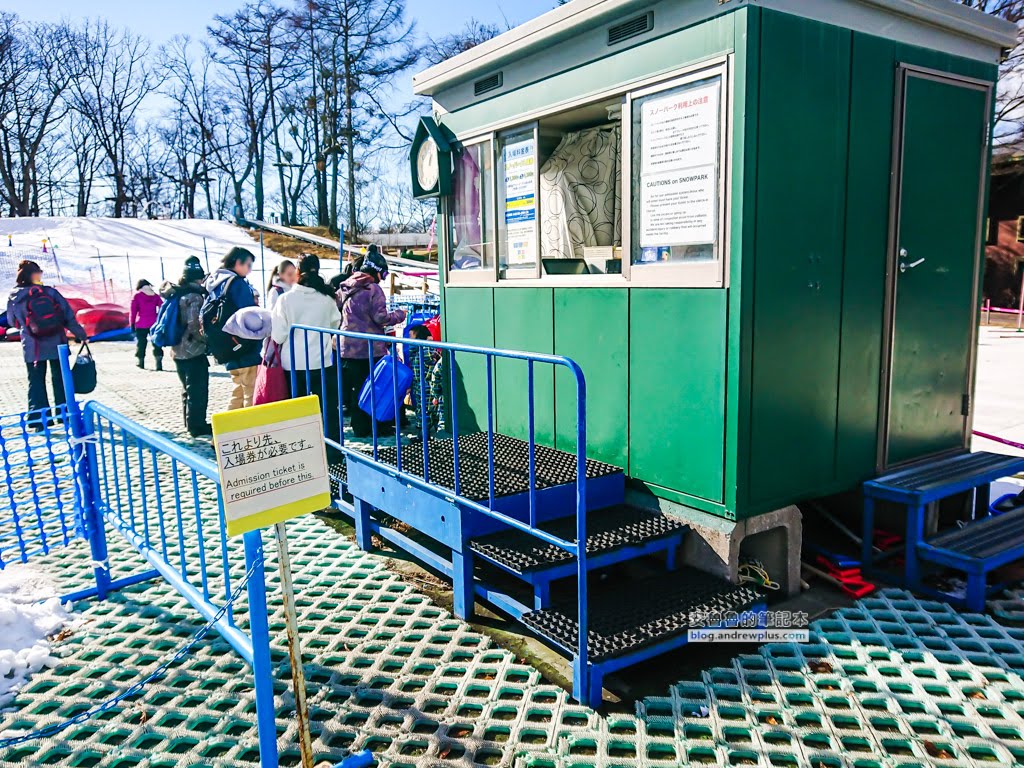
[287,324,591,693]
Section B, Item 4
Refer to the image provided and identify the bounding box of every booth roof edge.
[411,0,1018,98]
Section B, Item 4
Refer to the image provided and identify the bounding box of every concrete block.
[626,492,803,596]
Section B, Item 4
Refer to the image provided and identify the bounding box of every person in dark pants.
[336,247,405,437]
[271,254,343,460]
[130,279,164,370]
[6,260,87,421]
[162,258,211,437]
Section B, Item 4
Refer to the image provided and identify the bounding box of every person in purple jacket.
[130,279,164,371]
[5,260,87,421]
[337,246,406,437]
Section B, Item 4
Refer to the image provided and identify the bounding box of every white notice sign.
[640,165,717,247]
[641,83,719,175]
[212,396,331,536]
[503,137,537,264]
[638,81,720,249]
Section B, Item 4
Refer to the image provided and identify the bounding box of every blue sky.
[7,0,555,115]
[5,0,555,74]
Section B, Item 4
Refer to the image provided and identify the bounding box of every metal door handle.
[899,257,925,273]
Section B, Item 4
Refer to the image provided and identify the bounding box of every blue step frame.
[292,325,599,702]
[862,451,1024,610]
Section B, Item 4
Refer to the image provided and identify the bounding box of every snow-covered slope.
[0,217,280,287]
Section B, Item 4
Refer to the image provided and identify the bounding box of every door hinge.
[962,393,971,416]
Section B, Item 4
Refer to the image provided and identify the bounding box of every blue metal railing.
[288,324,592,695]
[0,405,85,568]
[56,347,278,768]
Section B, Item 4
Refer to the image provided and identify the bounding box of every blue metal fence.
[288,325,594,700]
[54,346,280,768]
[0,405,85,569]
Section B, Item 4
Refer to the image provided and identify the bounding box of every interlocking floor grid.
[1,343,1023,768]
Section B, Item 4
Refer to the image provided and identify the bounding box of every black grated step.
[925,506,1024,561]
[329,462,347,499]
[874,452,1024,494]
[346,432,621,502]
[469,505,687,574]
[522,568,761,662]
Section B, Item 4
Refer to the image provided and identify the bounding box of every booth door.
[882,68,990,469]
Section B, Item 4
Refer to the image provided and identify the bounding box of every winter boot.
[136,358,144,370]
[156,359,163,372]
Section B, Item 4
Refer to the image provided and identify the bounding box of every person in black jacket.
[162,257,211,437]
[204,248,261,410]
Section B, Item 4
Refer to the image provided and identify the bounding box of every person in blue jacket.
[204,248,261,410]
[6,260,87,419]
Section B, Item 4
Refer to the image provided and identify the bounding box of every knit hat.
[15,260,42,287]
[183,256,205,283]
[360,247,388,280]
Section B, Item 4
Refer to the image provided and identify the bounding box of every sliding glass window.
[449,139,495,280]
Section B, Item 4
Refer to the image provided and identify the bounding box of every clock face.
[416,138,439,191]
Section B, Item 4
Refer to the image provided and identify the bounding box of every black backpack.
[201,276,257,364]
[24,287,64,337]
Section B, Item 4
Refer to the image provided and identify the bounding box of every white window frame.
[443,54,733,289]
[447,134,498,285]
[624,58,731,288]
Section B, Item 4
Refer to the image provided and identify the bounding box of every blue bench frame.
[862,452,1024,610]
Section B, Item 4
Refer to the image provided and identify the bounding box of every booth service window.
[448,63,727,286]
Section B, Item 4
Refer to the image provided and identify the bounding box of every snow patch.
[0,564,79,705]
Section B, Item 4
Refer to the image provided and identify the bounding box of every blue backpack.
[149,293,184,348]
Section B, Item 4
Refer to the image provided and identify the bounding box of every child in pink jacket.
[130,279,164,370]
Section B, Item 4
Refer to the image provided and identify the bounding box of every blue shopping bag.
[358,355,414,422]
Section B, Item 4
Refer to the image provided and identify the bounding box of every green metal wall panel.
[443,287,494,434]
[629,289,726,504]
[727,6,759,515]
[553,289,629,469]
[440,14,737,138]
[493,289,555,445]
[747,12,851,509]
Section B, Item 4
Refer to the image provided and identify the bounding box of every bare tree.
[422,18,502,66]
[160,37,220,217]
[961,1,1024,145]
[304,0,418,237]
[69,19,157,217]
[209,2,295,222]
[65,109,103,216]
[0,15,78,216]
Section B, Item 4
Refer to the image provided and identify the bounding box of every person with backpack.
[5,260,87,418]
[203,247,261,410]
[337,247,406,437]
[130,279,164,371]
[159,257,211,437]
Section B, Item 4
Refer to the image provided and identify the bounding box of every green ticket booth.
[409,0,1015,556]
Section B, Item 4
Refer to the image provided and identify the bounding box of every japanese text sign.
[212,396,331,536]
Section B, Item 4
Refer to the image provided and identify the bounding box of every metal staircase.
[294,324,764,707]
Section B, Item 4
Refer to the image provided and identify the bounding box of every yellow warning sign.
[212,396,331,536]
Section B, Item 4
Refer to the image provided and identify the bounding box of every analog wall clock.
[410,116,452,199]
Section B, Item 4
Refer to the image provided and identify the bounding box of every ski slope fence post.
[54,348,280,768]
